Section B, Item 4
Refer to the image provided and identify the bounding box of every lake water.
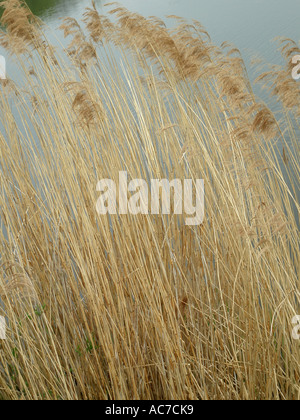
[1,0,298,156]
[7,0,300,69]
[1,0,299,81]
[1,1,298,162]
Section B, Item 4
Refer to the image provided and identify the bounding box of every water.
[2,0,299,70]
[6,0,300,64]
[0,0,298,207]
[0,0,298,91]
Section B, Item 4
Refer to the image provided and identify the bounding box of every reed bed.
[0,0,299,400]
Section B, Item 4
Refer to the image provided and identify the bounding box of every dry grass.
[0,0,299,400]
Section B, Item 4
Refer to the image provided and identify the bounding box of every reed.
[0,0,299,400]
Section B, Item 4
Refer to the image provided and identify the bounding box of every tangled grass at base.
[0,0,299,400]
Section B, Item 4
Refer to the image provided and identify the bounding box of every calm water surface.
[1,0,299,83]
[0,1,298,223]
[25,0,300,66]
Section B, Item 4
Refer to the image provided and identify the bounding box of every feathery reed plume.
[256,39,300,116]
[0,262,38,303]
[249,103,278,140]
[59,17,97,68]
[64,81,105,127]
[83,3,114,44]
[0,0,42,54]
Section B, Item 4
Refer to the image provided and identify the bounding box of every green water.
[22,0,73,17]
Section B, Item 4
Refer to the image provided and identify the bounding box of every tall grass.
[0,0,299,400]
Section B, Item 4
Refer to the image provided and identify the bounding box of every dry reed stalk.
[0,0,298,401]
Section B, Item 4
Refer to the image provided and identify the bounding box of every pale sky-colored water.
[1,0,299,82]
[0,0,298,225]
[41,0,299,65]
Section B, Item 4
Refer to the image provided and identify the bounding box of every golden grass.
[0,0,299,400]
